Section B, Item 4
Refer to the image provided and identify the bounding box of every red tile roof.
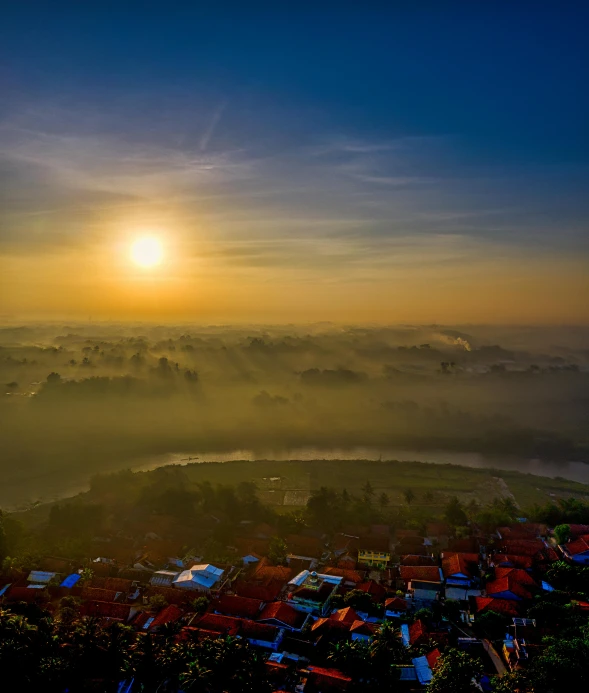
[427,648,442,669]
[473,596,520,617]
[408,620,448,647]
[233,579,284,602]
[500,539,544,557]
[568,524,589,538]
[565,538,589,557]
[492,554,534,569]
[239,619,281,642]
[498,525,542,539]
[306,666,352,690]
[350,620,375,636]
[357,580,388,600]
[194,613,241,636]
[486,577,532,600]
[384,597,408,611]
[359,535,391,553]
[331,606,360,624]
[401,555,436,566]
[494,567,537,586]
[400,566,441,583]
[259,600,307,629]
[442,554,477,579]
[212,594,264,619]
[91,576,134,592]
[250,558,293,585]
[82,600,131,621]
[150,604,184,630]
[80,586,118,602]
[408,619,427,645]
[6,586,46,603]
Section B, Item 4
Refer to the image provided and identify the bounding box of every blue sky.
[0,3,587,322]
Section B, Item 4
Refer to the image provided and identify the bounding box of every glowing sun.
[130,237,163,268]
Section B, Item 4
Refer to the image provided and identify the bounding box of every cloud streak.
[1,101,587,276]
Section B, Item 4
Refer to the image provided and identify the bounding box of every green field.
[162,458,589,510]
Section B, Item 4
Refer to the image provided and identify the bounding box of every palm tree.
[327,640,370,678]
[370,620,408,665]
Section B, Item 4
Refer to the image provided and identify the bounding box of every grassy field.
[173,458,589,510]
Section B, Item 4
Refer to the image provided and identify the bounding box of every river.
[131,446,589,485]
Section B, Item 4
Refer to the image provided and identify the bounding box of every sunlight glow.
[130,237,163,268]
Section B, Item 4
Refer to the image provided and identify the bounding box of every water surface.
[132,446,589,484]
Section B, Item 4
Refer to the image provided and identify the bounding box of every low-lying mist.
[1,323,588,507]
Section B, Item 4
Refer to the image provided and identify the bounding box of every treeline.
[0,606,272,693]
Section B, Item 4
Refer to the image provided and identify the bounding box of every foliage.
[473,610,509,641]
[0,607,273,693]
[428,648,484,693]
[148,594,168,612]
[404,488,416,505]
[326,620,407,685]
[190,596,210,614]
[444,497,468,527]
[267,536,288,566]
[343,589,374,613]
[554,523,571,544]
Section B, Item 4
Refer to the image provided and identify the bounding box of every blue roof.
[60,573,81,588]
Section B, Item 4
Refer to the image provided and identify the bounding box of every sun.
[130,237,163,268]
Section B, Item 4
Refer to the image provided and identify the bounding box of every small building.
[150,570,180,588]
[287,570,343,615]
[442,552,480,588]
[173,564,224,592]
[27,570,58,585]
[258,600,310,631]
[212,594,264,619]
[303,666,352,692]
[560,536,589,565]
[399,565,443,587]
[408,580,443,606]
[384,596,409,618]
[358,535,391,568]
[60,573,82,589]
[349,620,375,642]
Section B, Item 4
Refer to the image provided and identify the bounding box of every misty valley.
[1,323,588,508]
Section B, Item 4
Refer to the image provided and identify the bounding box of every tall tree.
[429,648,484,693]
[404,488,416,505]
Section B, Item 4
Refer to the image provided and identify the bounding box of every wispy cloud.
[0,102,587,271]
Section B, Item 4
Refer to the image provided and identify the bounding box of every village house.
[311,606,375,644]
[559,535,589,565]
[190,613,285,651]
[172,564,224,593]
[441,552,481,588]
[401,619,448,648]
[399,565,443,589]
[357,534,392,568]
[258,600,310,631]
[150,570,179,588]
[287,570,343,615]
[301,666,352,692]
[384,596,409,619]
[408,579,443,606]
[211,594,264,619]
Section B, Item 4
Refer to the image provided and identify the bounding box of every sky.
[1,3,588,324]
